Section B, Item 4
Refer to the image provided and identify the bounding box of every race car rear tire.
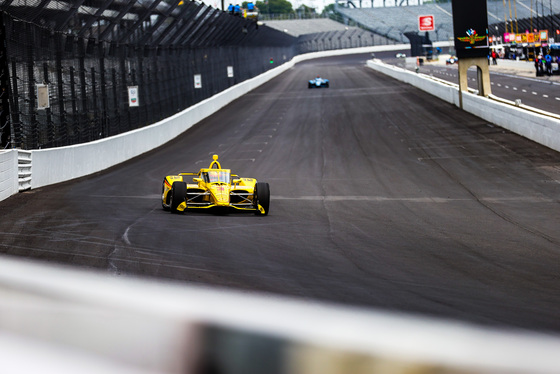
[170,181,187,213]
[325,82,329,88]
[254,182,270,216]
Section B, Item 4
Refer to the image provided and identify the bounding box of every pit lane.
[1,54,560,334]
[377,49,560,115]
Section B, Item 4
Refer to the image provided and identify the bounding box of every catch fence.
[0,0,296,150]
[0,1,390,150]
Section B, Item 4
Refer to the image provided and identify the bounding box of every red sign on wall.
[419,15,434,31]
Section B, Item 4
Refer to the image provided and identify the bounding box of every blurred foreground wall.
[2,256,560,374]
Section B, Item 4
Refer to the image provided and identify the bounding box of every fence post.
[91,66,99,140]
[43,62,54,146]
[111,68,119,136]
[137,47,146,128]
[0,13,11,149]
[55,33,67,146]
[8,61,20,148]
[170,51,181,111]
[69,66,78,144]
[130,66,137,129]
[120,47,130,132]
[99,41,108,139]
[78,38,87,143]
[23,23,38,149]
[151,52,162,121]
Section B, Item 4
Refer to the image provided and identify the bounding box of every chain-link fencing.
[0,0,390,150]
[0,0,296,149]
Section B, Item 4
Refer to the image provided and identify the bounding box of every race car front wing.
[177,190,264,214]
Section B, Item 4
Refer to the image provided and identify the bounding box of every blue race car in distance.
[308,76,329,88]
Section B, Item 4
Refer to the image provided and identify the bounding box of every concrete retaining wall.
[30,61,299,189]
[366,60,460,106]
[463,94,560,153]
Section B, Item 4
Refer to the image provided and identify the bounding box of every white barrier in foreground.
[1,256,560,374]
[366,59,560,153]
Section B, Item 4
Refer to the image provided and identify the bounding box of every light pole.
[550,0,553,42]
[541,0,545,33]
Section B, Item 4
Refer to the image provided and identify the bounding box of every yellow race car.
[161,155,270,215]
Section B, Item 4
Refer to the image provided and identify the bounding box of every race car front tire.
[170,181,187,213]
[254,182,270,216]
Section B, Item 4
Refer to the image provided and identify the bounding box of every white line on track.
[418,154,501,161]
[490,71,560,85]
[123,227,131,245]
[272,196,556,203]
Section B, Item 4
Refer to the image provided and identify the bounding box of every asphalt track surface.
[2,54,560,334]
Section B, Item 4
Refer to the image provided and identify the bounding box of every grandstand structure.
[264,18,395,52]
[265,18,352,37]
[335,0,560,43]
